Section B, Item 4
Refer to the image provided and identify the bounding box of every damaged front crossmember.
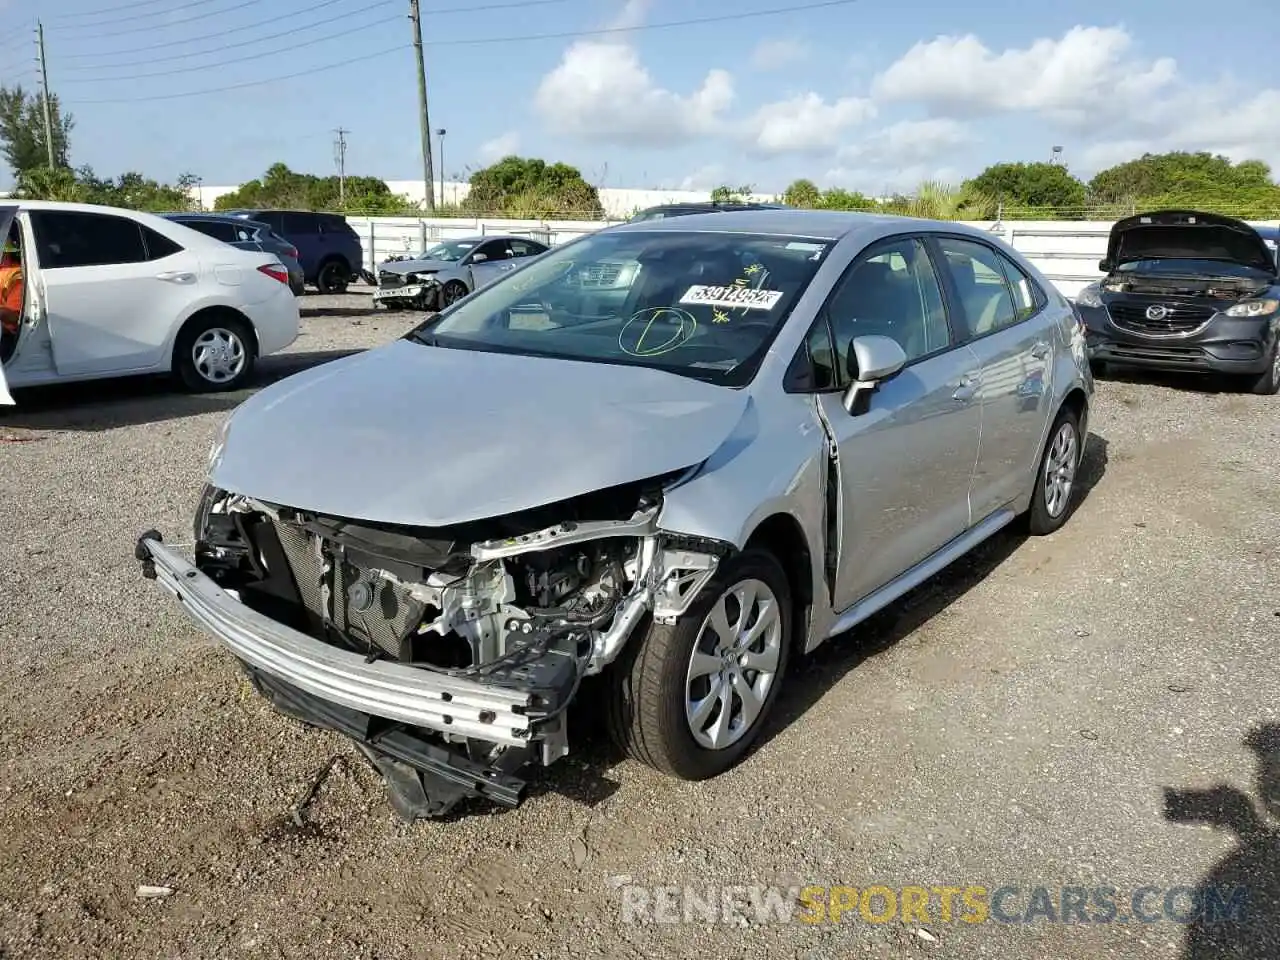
[147,476,727,819]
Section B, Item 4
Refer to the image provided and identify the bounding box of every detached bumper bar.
[135,531,534,746]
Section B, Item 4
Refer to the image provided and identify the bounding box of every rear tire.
[316,259,350,295]
[174,313,256,393]
[1025,406,1083,536]
[604,548,792,780]
[1243,340,1280,395]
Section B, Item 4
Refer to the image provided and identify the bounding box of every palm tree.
[889,180,997,220]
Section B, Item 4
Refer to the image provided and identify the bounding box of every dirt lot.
[0,291,1277,959]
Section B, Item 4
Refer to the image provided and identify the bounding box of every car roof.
[164,211,263,224]
[437,234,544,244]
[607,207,997,243]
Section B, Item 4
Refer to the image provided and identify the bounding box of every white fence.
[347,216,1280,300]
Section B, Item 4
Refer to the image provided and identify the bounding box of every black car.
[627,200,789,222]
[1075,210,1280,394]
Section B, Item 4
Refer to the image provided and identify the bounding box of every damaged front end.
[135,470,726,818]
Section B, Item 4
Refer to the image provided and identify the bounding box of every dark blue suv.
[223,209,365,294]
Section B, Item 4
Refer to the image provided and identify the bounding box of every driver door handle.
[953,371,980,402]
[1030,341,1050,359]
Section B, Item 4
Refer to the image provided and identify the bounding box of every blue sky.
[1,0,1276,195]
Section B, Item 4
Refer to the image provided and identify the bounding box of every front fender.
[656,392,829,611]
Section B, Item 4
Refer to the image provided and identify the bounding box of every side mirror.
[842,335,907,415]
[470,252,488,263]
[1097,259,1111,272]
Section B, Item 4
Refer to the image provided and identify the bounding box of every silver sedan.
[137,209,1093,819]
[372,234,549,311]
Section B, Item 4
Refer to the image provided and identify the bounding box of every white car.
[0,200,300,405]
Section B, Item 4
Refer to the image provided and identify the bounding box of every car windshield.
[406,229,833,387]
[418,239,480,261]
[1115,258,1272,278]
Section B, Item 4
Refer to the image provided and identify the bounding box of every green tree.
[213,162,416,214]
[816,187,879,211]
[0,85,73,178]
[881,181,997,220]
[782,178,822,208]
[965,161,1086,212]
[14,165,88,202]
[1088,151,1279,213]
[709,183,754,203]
[463,155,604,219]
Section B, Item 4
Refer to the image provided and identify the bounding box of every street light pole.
[436,128,446,207]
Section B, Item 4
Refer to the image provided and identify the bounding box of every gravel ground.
[0,291,1277,959]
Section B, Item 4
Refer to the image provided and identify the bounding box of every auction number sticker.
[678,285,783,311]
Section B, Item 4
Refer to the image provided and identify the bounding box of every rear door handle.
[1030,341,1050,359]
[155,270,196,284]
[953,371,980,402]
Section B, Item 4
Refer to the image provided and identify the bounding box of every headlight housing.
[1224,299,1279,318]
[1075,283,1104,308]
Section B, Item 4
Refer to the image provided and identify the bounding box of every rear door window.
[29,211,149,268]
[281,212,317,235]
[179,219,237,242]
[934,237,1019,339]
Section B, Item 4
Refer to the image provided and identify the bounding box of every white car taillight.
[257,263,290,285]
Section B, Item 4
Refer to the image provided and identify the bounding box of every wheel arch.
[170,304,258,372]
[742,511,814,660]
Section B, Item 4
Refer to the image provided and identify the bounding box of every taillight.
[258,263,290,285]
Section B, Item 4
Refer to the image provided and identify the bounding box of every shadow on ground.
[0,349,360,433]
[1097,364,1251,395]
[1164,722,1280,958]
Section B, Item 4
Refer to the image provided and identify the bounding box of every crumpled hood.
[209,338,750,527]
[378,257,450,276]
[1104,210,1277,274]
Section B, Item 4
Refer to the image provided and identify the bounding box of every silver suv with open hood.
[137,209,1093,818]
[1075,209,1280,394]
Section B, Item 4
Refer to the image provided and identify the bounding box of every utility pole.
[408,0,436,213]
[333,127,349,205]
[36,21,55,168]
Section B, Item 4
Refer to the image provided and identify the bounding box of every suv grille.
[1108,300,1216,336]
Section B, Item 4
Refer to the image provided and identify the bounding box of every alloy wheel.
[684,578,783,751]
[1043,420,1079,519]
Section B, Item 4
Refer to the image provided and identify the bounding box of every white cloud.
[871,25,1177,128]
[740,93,876,156]
[478,131,520,163]
[607,0,649,30]
[677,164,726,191]
[749,38,808,71]
[533,39,733,146]
[838,117,973,167]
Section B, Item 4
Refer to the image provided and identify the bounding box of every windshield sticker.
[619,308,697,357]
[679,285,783,311]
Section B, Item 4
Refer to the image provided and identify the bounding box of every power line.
[55,0,246,29]
[64,44,409,105]
[46,0,181,19]
[54,0,568,64]
[59,0,393,70]
[50,0,263,39]
[59,17,402,83]
[62,0,864,105]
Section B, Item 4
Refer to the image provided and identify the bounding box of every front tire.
[440,280,468,307]
[1025,406,1083,535]
[174,314,256,393]
[605,548,792,780]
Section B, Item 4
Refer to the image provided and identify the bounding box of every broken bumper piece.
[135,530,562,817]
